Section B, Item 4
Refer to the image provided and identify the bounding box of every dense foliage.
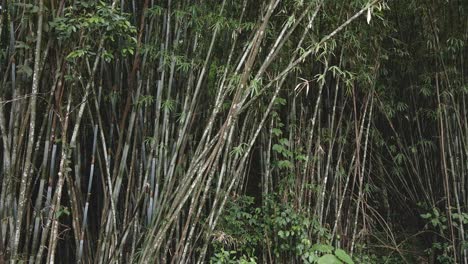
[0,0,467,263]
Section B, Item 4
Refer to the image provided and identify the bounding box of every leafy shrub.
[211,194,354,264]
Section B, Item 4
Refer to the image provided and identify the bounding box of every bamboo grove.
[0,0,467,263]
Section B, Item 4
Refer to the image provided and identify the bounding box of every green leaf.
[277,160,293,169]
[311,244,334,253]
[274,97,287,106]
[272,144,284,153]
[420,213,432,219]
[317,254,342,264]
[66,49,87,60]
[309,255,319,263]
[272,128,282,136]
[278,230,285,238]
[296,154,307,161]
[334,249,354,264]
[279,138,289,146]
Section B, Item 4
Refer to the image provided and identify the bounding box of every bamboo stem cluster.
[0,0,466,263]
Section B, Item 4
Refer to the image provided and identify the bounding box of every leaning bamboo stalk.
[163,0,226,198]
[199,78,285,263]
[200,21,320,258]
[200,1,372,259]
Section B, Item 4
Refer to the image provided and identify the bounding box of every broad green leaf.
[272,128,282,136]
[317,254,342,264]
[277,160,293,169]
[335,249,354,264]
[272,144,284,153]
[420,213,431,219]
[311,244,334,253]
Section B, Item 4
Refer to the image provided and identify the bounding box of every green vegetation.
[211,195,354,264]
[0,0,467,263]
